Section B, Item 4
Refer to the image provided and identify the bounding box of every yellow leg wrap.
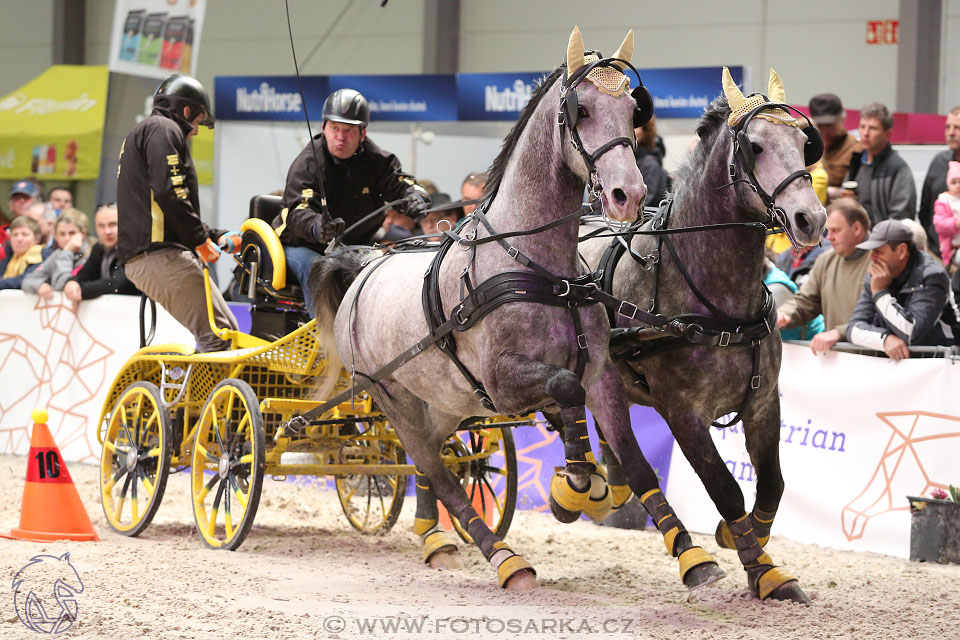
[497,554,535,588]
[758,534,770,547]
[639,488,662,504]
[550,473,590,513]
[757,566,797,600]
[663,526,680,556]
[413,517,437,536]
[422,530,458,563]
[716,521,736,549]
[582,467,613,522]
[610,484,632,509]
[678,547,717,581]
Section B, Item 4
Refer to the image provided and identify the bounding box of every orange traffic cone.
[1,409,99,542]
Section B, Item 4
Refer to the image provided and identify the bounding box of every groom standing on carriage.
[271,88,432,313]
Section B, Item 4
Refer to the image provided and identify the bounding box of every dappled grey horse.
[307,28,731,591]
[579,68,826,603]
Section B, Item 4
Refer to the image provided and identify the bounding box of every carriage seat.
[238,194,303,301]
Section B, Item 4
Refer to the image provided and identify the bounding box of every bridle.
[720,100,824,249]
[557,54,652,229]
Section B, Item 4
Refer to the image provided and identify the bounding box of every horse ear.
[722,66,746,111]
[610,29,634,71]
[768,68,786,103]
[567,26,586,78]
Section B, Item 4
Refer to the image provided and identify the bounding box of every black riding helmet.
[322,88,369,128]
[154,74,215,128]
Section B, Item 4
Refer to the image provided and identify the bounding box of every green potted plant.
[907,485,960,564]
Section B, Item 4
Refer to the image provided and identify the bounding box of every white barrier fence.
[1,292,956,558]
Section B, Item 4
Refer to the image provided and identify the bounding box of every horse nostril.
[794,211,813,236]
[613,188,627,207]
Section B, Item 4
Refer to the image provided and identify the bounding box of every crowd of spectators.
[0,178,140,301]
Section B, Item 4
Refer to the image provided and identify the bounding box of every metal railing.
[784,340,960,361]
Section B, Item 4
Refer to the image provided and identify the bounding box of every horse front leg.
[586,361,726,590]
[377,382,537,590]
[492,355,596,524]
[712,389,811,604]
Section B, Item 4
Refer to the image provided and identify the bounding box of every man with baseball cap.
[846,219,953,358]
[8,180,40,218]
[808,93,861,200]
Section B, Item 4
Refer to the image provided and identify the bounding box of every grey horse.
[308,28,730,591]
[579,68,827,603]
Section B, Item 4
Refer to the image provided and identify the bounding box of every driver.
[272,88,431,313]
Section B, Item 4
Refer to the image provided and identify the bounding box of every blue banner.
[456,72,545,121]
[328,74,457,122]
[214,67,746,122]
[214,75,327,121]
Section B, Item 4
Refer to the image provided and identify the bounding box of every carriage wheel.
[99,382,172,537]
[191,379,266,550]
[335,421,407,534]
[446,426,517,544]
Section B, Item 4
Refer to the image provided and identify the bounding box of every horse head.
[720,67,826,246]
[559,26,646,223]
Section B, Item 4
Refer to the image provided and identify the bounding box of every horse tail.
[306,249,376,400]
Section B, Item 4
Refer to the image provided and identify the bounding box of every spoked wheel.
[445,426,517,543]
[191,379,265,550]
[336,420,407,534]
[99,381,172,537]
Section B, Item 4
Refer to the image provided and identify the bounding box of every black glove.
[312,217,345,244]
[401,191,431,218]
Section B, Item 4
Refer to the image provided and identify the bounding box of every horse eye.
[577,105,589,119]
[751,142,763,155]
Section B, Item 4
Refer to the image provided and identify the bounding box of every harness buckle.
[507,246,520,260]
[577,334,588,349]
[751,374,761,389]
[455,306,468,325]
[718,331,731,347]
[617,301,638,319]
[558,280,572,297]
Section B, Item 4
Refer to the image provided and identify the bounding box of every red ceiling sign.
[866,20,899,45]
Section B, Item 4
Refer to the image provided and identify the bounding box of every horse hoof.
[714,520,735,550]
[683,562,726,590]
[428,548,464,571]
[549,496,582,523]
[504,568,538,591]
[765,580,812,605]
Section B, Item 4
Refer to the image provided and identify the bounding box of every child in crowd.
[21,208,90,299]
[934,160,960,268]
[0,216,44,289]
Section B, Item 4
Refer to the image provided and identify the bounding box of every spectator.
[774,238,830,287]
[634,115,671,206]
[23,202,56,248]
[420,193,463,237]
[8,180,39,218]
[777,198,872,354]
[0,216,44,289]
[933,160,960,268]
[840,102,916,225]
[64,204,138,301]
[118,73,240,353]
[375,208,418,243]
[21,209,90,299]
[272,88,430,314]
[918,106,960,256]
[47,187,73,213]
[0,209,9,258]
[461,171,488,215]
[808,93,861,199]
[763,248,824,340]
[847,219,953,358]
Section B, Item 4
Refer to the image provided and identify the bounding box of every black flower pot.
[907,496,960,564]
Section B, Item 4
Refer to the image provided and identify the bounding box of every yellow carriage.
[96,195,525,550]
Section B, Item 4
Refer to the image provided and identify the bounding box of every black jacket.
[847,249,952,348]
[67,242,139,299]
[116,106,223,264]
[634,143,670,207]
[845,144,917,225]
[272,134,425,248]
[918,148,957,256]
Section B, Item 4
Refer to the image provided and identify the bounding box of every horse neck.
[664,134,766,317]
[483,94,583,275]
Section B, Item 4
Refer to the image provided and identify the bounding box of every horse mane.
[672,95,731,192]
[483,66,565,200]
